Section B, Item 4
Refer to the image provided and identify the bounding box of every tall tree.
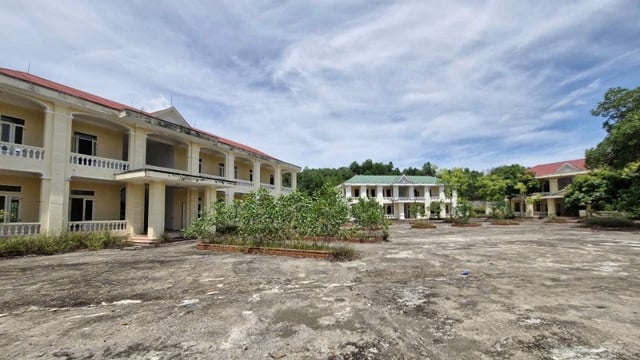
[587,87,640,169]
[489,165,538,200]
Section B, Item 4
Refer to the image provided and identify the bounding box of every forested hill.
[297,160,438,194]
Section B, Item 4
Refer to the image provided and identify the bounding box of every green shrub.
[581,216,637,228]
[409,219,436,229]
[328,246,356,261]
[0,232,126,257]
[351,197,387,230]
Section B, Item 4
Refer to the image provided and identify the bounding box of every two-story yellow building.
[0,68,299,239]
[511,159,589,217]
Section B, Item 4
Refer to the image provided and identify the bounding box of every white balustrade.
[281,187,292,194]
[70,154,129,171]
[260,183,275,190]
[0,142,45,160]
[68,220,128,234]
[236,180,254,187]
[0,223,41,237]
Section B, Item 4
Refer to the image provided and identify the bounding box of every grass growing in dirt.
[203,235,357,261]
[580,216,639,229]
[409,220,437,229]
[490,219,520,225]
[0,232,127,257]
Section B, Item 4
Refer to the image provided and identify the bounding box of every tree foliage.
[297,159,439,194]
[587,87,640,169]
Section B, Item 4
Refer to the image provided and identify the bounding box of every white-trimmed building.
[0,68,299,239]
[511,159,589,217]
[338,175,457,219]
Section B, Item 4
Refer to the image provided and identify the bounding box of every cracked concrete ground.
[1,219,639,359]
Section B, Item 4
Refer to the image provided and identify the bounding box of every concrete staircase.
[127,235,157,246]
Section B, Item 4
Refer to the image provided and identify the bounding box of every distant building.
[512,159,589,217]
[0,68,299,239]
[338,175,457,219]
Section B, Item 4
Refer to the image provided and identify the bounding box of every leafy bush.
[581,216,637,228]
[351,197,386,230]
[409,219,436,229]
[429,201,442,217]
[328,246,356,261]
[0,232,126,257]
[309,184,350,237]
[453,199,475,223]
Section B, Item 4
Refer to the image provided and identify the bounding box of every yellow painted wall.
[72,121,124,160]
[174,146,188,171]
[168,188,187,230]
[235,159,253,180]
[260,165,275,183]
[0,101,45,147]
[0,173,40,222]
[70,180,122,220]
[199,150,226,176]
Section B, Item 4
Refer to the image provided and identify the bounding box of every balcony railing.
[281,187,293,194]
[0,223,41,237]
[236,179,254,187]
[70,154,129,171]
[0,142,45,160]
[260,183,275,190]
[68,220,128,234]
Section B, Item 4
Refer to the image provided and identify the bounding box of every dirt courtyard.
[1,220,639,359]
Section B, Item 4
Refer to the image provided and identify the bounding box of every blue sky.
[2,0,639,171]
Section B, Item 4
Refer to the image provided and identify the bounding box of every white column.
[188,143,200,174]
[125,182,145,235]
[253,161,261,188]
[409,185,415,199]
[376,186,383,200]
[360,185,366,198]
[547,198,556,217]
[225,190,234,205]
[291,170,297,191]
[129,127,147,169]
[392,185,399,199]
[204,186,217,208]
[424,186,431,218]
[345,185,352,198]
[187,188,199,222]
[147,181,166,239]
[40,107,72,235]
[225,153,235,181]
[275,165,282,194]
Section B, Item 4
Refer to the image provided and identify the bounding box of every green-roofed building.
[338,175,457,220]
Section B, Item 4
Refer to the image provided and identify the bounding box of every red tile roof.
[0,67,140,112]
[0,67,279,162]
[528,159,587,177]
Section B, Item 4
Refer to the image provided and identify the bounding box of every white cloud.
[1,0,638,170]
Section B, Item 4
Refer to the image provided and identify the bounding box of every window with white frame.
[69,190,95,222]
[198,158,203,174]
[1,115,25,144]
[269,174,274,185]
[218,163,225,177]
[72,132,97,156]
[249,169,253,182]
[0,185,22,223]
[234,166,238,179]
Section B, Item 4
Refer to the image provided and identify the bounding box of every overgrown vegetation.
[566,87,640,218]
[0,232,126,257]
[186,186,378,260]
[580,216,638,229]
[409,219,436,229]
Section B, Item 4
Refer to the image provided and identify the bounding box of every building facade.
[0,68,299,238]
[511,159,588,217]
[339,175,457,219]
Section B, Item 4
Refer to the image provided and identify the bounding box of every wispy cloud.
[1,0,638,170]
